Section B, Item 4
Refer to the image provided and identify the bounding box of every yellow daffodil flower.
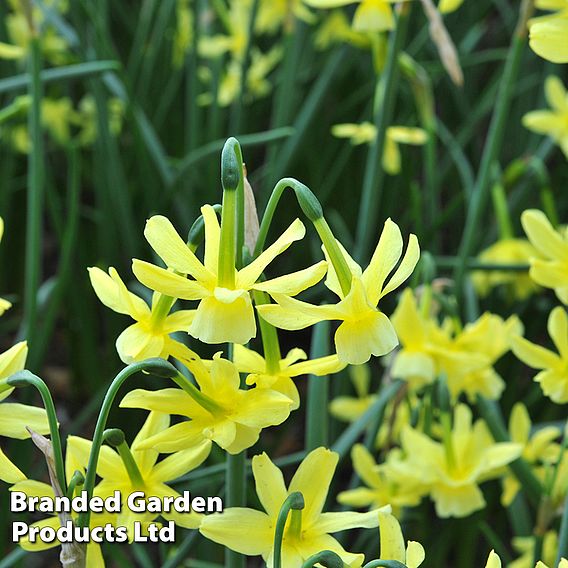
[447,313,522,402]
[0,342,50,484]
[304,0,410,32]
[377,509,425,567]
[529,1,568,63]
[67,412,208,535]
[512,306,568,404]
[439,0,464,13]
[510,531,559,568]
[200,446,382,566]
[471,238,541,301]
[391,404,522,517]
[258,218,420,365]
[337,444,426,515]
[256,0,316,35]
[133,208,326,345]
[331,122,427,175]
[484,550,502,568]
[233,344,345,410]
[89,266,195,364]
[0,217,12,315]
[523,76,568,158]
[390,288,517,400]
[501,403,560,506]
[314,11,372,50]
[521,209,568,304]
[121,354,293,455]
[537,560,568,568]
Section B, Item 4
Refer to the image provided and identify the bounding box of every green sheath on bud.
[221,137,241,192]
[292,182,323,222]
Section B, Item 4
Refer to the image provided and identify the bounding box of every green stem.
[354,5,411,263]
[115,440,144,487]
[218,189,237,288]
[301,551,344,568]
[556,488,568,566]
[66,470,85,500]
[274,492,305,568]
[21,36,44,355]
[253,290,282,373]
[491,182,514,240]
[7,371,66,493]
[453,0,534,302]
[306,321,331,451]
[173,372,224,414]
[363,562,407,568]
[477,396,542,507]
[226,451,246,568]
[77,358,178,527]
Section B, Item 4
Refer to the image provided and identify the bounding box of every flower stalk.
[273,491,305,568]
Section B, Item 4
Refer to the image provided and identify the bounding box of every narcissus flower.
[390,404,522,517]
[0,217,12,315]
[304,0,409,32]
[89,266,195,364]
[67,412,208,535]
[471,239,541,301]
[510,531,560,568]
[501,403,560,506]
[233,344,345,410]
[200,447,382,566]
[256,0,316,34]
[258,218,419,365]
[529,1,568,63]
[521,209,568,304]
[377,509,425,567]
[331,122,427,175]
[512,306,568,403]
[438,0,464,13]
[133,208,326,345]
[0,342,49,484]
[121,355,293,455]
[337,444,425,515]
[523,76,568,158]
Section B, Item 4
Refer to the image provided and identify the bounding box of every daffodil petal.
[144,215,212,283]
[0,403,49,439]
[202,204,221,273]
[233,344,266,374]
[238,218,306,289]
[548,306,568,359]
[151,440,211,483]
[511,336,560,370]
[287,354,346,377]
[120,388,209,420]
[521,209,568,260]
[252,452,288,518]
[351,443,382,488]
[162,309,196,333]
[0,447,26,483]
[116,323,165,364]
[137,421,207,453]
[378,510,406,561]
[252,261,328,296]
[0,341,28,379]
[66,436,124,479]
[317,508,381,533]
[133,260,209,300]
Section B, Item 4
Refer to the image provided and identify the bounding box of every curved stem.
[77,358,178,527]
[301,550,344,568]
[7,370,66,493]
[363,561,408,568]
[274,492,305,568]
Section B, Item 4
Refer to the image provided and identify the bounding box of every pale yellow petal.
[548,306,568,359]
[511,335,560,370]
[151,440,211,482]
[0,447,26,483]
[0,342,28,380]
[378,510,406,561]
[521,209,568,260]
[202,204,221,273]
[252,261,327,296]
[0,403,49,439]
[252,452,288,518]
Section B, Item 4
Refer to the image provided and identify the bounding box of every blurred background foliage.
[1,0,568,565]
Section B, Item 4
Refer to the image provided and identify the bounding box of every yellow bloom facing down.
[501,403,561,506]
[471,238,541,301]
[337,444,426,516]
[258,217,420,365]
[0,342,50,484]
[233,344,345,410]
[512,306,568,404]
[89,266,195,364]
[133,208,327,345]
[521,209,568,304]
[304,0,410,32]
[377,509,425,568]
[523,76,568,158]
[529,1,568,63]
[200,447,382,567]
[121,354,293,455]
[67,412,208,536]
[390,404,522,517]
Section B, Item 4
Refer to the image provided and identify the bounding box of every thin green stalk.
[253,290,282,373]
[78,358,178,527]
[274,492,305,568]
[21,36,44,354]
[556,489,568,566]
[301,551,344,568]
[6,371,66,492]
[354,5,411,263]
[453,0,534,301]
[306,321,331,451]
[363,562,407,568]
[226,452,246,568]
